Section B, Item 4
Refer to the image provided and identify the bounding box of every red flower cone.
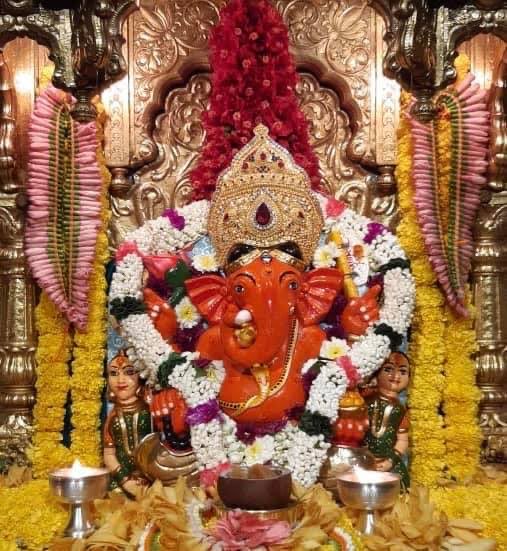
[191,0,322,200]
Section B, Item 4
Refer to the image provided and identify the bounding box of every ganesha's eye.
[234,284,245,294]
[289,281,298,290]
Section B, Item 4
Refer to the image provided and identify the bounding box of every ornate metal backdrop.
[0,0,505,463]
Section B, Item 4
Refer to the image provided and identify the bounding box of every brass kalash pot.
[319,389,375,499]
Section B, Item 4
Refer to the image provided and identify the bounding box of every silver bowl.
[49,466,109,539]
[319,445,376,499]
[336,470,400,534]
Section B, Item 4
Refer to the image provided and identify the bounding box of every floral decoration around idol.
[109,187,415,487]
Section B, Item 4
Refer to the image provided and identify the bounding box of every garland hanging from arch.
[27,93,110,477]
[25,86,103,331]
[398,56,483,486]
[407,70,489,317]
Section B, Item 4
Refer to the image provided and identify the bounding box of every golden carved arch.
[107,0,399,248]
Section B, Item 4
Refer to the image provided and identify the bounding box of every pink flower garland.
[25,86,102,330]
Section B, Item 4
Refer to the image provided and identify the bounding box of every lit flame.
[70,458,87,476]
[347,466,395,484]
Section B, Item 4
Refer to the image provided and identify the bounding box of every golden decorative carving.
[472,47,507,463]
[103,75,130,167]
[109,69,398,248]
[0,51,37,468]
[132,0,224,165]
[124,1,398,186]
[277,0,374,164]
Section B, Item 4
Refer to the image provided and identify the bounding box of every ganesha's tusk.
[234,309,252,326]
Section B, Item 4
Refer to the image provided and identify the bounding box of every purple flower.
[302,369,318,396]
[236,419,288,445]
[195,357,212,369]
[162,208,185,231]
[146,274,170,299]
[364,222,388,244]
[186,399,221,426]
[173,324,205,352]
[325,323,347,340]
[368,273,384,293]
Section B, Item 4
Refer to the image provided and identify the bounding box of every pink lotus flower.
[210,510,290,550]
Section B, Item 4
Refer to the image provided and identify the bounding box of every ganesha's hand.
[150,388,189,436]
[143,288,178,343]
[341,285,381,337]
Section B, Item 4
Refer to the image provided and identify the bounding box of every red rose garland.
[191,0,321,200]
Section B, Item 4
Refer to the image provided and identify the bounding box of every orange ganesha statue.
[109,125,415,487]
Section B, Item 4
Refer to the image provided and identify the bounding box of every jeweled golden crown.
[208,125,324,268]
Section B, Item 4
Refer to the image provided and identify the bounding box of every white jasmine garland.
[285,429,330,487]
[109,253,144,301]
[305,360,348,421]
[109,193,415,485]
[126,200,209,255]
[121,313,172,385]
[190,418,227,469]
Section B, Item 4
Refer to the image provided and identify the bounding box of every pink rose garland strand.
[25,86,103,330]
[408,75,489,317]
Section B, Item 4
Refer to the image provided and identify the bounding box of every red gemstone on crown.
[255,203,271,226]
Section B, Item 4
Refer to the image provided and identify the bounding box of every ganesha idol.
[109,125,415,489]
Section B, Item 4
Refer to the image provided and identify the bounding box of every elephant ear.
[296,268,343,326]
[185,275,228,324]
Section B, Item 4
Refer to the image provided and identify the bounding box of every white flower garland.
[110,194,415,485]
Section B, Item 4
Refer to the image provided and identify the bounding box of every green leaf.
[194,366,207,378]
[157,352,186,388]
[165,260,191,288]
[169,286,186,307]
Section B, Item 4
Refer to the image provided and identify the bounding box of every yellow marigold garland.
[396,92,447,487]
[442,308,481,481]
[0,106,110,549]
[439,54,481,482]
[29,294,73,477]
[431,484,507,550]
[28,94,110,475]
[69,104,110,466]
[397,54,482,485]
[0,480,67,550]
